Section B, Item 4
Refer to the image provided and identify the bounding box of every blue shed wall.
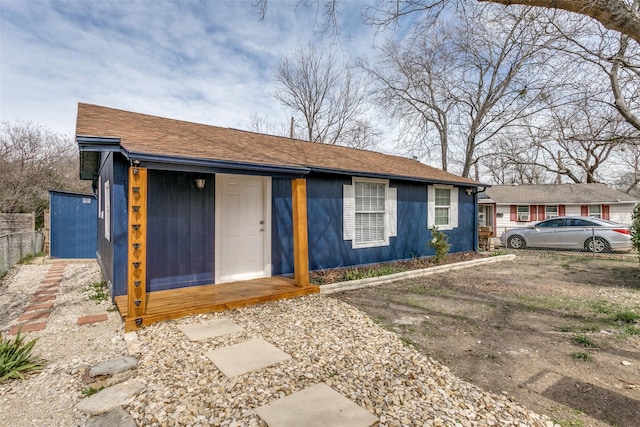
[49,191,97,258]
[146,170,215,291]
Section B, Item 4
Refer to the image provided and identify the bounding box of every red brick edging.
[9,264,66,335]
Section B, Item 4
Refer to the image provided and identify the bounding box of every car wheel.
[507,235,526,249]
[585,237,609,253]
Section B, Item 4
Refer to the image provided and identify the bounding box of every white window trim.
[545,205,558,219]
[343,177,397,249]
[588,204,602,218]
[104,180,111,241]
[427,185,458,231]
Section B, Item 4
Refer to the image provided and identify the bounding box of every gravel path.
[1,261,557,426]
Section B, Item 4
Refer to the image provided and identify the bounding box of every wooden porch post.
[127,166,148,322]
[291,178,310,287]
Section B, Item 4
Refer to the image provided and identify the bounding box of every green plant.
[631,204,640,262]
[618,325,640,337]
[571,334,598,348]
[612,310,640,323]
[17,253,35,265]
[490,249,507,257]
[0,329,45,382]
[569,351,593,362]
[85,281,109,303]
[81,385,105,397]
[428,226,451,265]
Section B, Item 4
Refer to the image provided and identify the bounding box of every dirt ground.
[333,251,640,427]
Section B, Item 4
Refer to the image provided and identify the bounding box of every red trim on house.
[529,205,536,221]
[602,205,610,220]
[559,205,566,216]
[510,205,517,222]
[538,205,545,220]
[581,205,588,216]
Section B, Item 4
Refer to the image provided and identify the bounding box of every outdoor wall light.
[132,167,140,175]
[195,178,206,191]
[465,188,474,196]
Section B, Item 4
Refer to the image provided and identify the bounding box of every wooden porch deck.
[115,277,319,332]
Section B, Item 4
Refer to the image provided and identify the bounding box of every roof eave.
[308,166,483,186]
[126,152,310,178]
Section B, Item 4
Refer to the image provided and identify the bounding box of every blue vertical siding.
[49,191,97,258]
[146,170,215,291]
[271,178,294,276]
[95,153,129,297]
[272,174,477,275]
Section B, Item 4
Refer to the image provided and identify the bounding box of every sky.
[0,0,384,140]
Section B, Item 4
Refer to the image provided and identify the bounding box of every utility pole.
[289,117,294,139]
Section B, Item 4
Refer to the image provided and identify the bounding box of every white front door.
[215,174,271,283]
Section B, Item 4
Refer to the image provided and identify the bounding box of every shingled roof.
[482,183,638,204]
[76,103,478,186]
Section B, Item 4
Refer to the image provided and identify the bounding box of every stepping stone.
[123,332,141,355]
[9,322,46,335]
[177,318,244,341]
[78,314,108,325]
[17,310,51,322]
[85,407,136,427]
[24,302,54,312]
[89,356,138,377]
[75,380,145,415]
[205,338,291,378]
[255,383,377,427]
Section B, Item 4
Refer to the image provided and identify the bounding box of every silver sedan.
[500,216,632,253]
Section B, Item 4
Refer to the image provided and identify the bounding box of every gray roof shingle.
[484,183,638,204]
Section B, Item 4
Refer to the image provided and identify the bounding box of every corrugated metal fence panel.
[50,191,98,258]
[0,232,43,275]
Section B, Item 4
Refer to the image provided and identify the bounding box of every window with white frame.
[517,205,530,221]
[355,181,385,244]
[434,188,451,226]
[427,185,458,230]
[588,205,601,218]
[545,205,558,219]
[343,178,397,249]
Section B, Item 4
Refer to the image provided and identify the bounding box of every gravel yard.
[1,259,557,426]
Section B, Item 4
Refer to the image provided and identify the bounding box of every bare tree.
[274,45,379,149]
[611,143,640,194]
[247,112,292,137]
[0,121,89,218]
[256,1,640,44]
[499,90,638,184]
[366,5,564,177]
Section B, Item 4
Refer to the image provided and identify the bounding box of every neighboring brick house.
[478,183,639,236]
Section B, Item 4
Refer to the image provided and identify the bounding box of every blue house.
[76,103,481,330]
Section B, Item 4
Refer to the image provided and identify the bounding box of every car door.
[526,218,565,247]
[560,218,594,249]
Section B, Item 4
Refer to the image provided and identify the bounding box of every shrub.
[632,204,640,263]
[428,226,451,265]
[0,329,45,382]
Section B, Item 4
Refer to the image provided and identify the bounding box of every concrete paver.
[255,383,378,427]
[177,318,245,341]
[205,338,291,378]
